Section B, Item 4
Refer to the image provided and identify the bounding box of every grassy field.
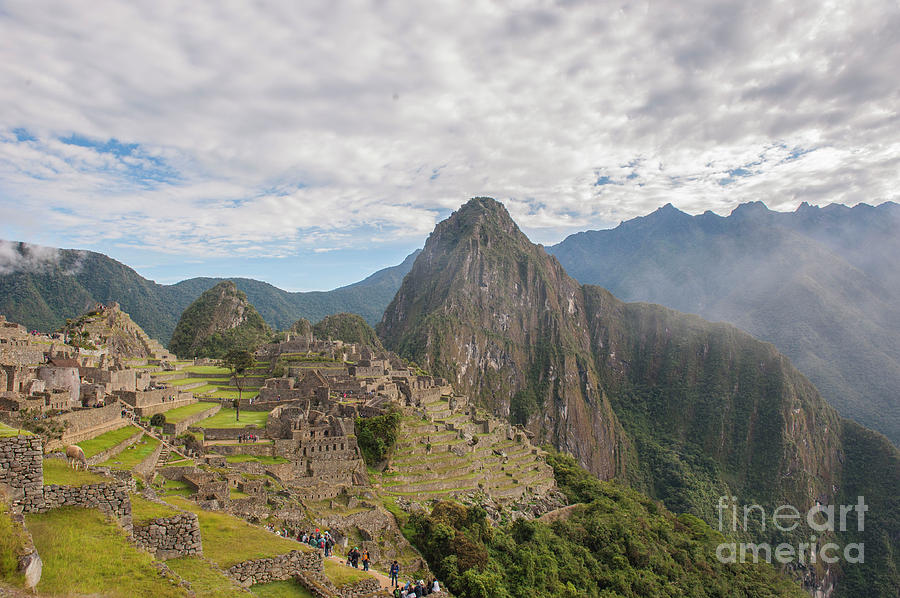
[42,459,108,486]
[100,435,160,470]
[0,422,29,438]
[26,507,187,598]
[162,402,219,423]
[323,560,373,587]
[184,365,231,375]
[158,478,193,497]
[131,494,179,524]
[163,496,309,567]
[77,425,140,458]
[167,557,248,598]
[0,502,26,587]
[251,580,315,598]
[196,408,269,428]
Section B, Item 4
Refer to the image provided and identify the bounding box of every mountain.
[379,197,900,596]
[0,240,419,343]
[312,313,384,350]
[168,281,273,358]
[547,201,900,446]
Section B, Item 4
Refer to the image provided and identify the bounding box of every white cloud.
[0,0,898,256]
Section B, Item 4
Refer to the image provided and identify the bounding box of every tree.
[224,349,254,422]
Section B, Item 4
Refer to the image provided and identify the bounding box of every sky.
[1,0,898,290]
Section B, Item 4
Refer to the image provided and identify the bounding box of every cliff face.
[380,198,630,478]
[168,281,272,358]
[380,198,845,517]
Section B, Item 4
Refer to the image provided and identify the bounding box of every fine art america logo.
[715,496,866,564]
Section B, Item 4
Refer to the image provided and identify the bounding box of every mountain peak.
[730,200,773,218]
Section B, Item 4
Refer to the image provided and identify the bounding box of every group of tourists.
[390,574,441,597]
[237,433,260,443]
[346,546,370,570]
[299,529,335,556]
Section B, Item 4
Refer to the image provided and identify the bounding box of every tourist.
[389,561,400,587]
[431,579,440,594]
[362,548,370,571]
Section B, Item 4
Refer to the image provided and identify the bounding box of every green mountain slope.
[312,313,384,350]
[379,197,900,597]
[548,201,900,446]
[0,241,419,343]
[168,281,273,358]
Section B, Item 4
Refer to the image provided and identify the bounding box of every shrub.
[150,413,166,427]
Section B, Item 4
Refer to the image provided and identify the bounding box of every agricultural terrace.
[77,425,140,458]
[26,507,186,598]
[162,496,310,568]
[195,408,270,429]
[99,435,160,470]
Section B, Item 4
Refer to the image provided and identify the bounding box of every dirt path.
[325,554,395,591]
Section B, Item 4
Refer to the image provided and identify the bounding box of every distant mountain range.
[548,201,900,446]
[0,241,419,343]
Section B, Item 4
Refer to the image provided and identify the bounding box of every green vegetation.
[196,408,269,428]
[99,435,160,470]
[184,365,232,375]
[312,313,383,350]
[408,462,806,598]
[323,560,373,587]
[162,401,219,423]
[164,496,306,567]
[225,454,289,465]
[26,507,186,597]
[251,580,315,598]
[0,422,30,437]
[169,281,273,359]
[150,412,167,426]
[77,425,139,458]
[131,494,179,524]
[355,410,400,466]
[224,349,255,405]
[42,458,107,486]
[0,502,26,587]
[167,557,248,598]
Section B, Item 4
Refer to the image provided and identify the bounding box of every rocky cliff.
[168,281,272,358]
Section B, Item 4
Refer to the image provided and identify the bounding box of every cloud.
[0,240,85,275]
[0,0,898,256]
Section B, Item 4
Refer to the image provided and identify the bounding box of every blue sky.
[1,1,898,290]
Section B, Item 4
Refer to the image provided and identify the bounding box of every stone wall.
[0,435,44,512]
[163,402,220,436]
[226,549,323,587]
[134,395,197,418]
[202,426,267,441]
[133,511,203,559]
[48,402,129,450]
[86,427,143,466]
[0,342,44,367]
[37,482,132,531]
[206,443,274,457]
[132,440,164,479]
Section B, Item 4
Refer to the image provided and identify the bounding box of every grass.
[99,435,160,471]
[184,365,231,375]
[229,489,251,499]
[77,425,140,458]
[225,454,289,465]
[251,580,315,598]
[42,458,108,486]
[0,422,30,437]
[195,408,270,429]
[161,401,219,423]
[131,494,179,524]
[167,377,205,386]
[26,507,187,598]
[0,502,26,587]
[167,557,248,598]
[163,496,309,567]
[323,560,373,587]
[158,479,194,497]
